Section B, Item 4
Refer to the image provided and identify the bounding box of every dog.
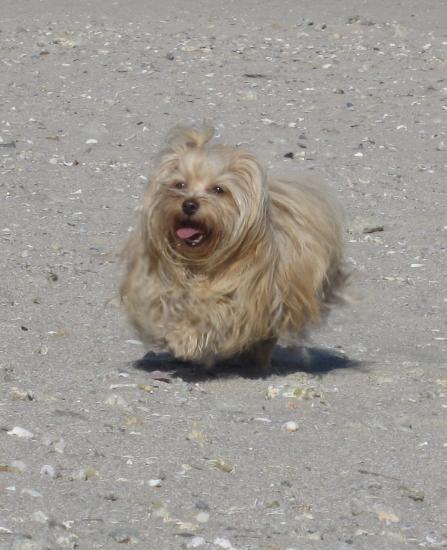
[120,126,346,374]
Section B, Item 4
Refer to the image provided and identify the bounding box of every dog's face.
[142,127,269,266]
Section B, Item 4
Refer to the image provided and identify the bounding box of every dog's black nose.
[182,199,199,216]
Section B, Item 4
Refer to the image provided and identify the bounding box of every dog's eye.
[172,181,186,190]
[211,185,225,195]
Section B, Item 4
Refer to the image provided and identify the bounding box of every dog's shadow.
[133,345,361,382]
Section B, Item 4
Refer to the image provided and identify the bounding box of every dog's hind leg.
[241,337,277,377]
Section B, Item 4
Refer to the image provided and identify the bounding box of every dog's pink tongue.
[176,227,203,240]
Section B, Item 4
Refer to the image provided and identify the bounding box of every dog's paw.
[166,326,212,362]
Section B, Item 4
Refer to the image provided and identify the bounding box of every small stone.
[85,138,98,144]
[214,538,236,550]
[186,426,209,446]
[213,458,234,473]
[7,426,34,439]
[53,438,66,454]
[83,467,98,481]
[196,511,210,523]
[377,510,400,523]
[56,535,78,549]
[348,217,384,235]
[239,91,258,101]
[187,537,206,548]
[148,478,162,487]
[137,383,155,393]
[265,385,280,399]
[287,386,321,400]
[105,394,129,408]
[110,528,140,543]
[40,465,56,478]
[11,388,35,401]
[400,485,425,501]
[176,520,197,531]
[284,150,305,160]
[281,421,299,432]
[74,467,98,481]
[150,500,169,520]
[32,510,49,524]
[36,344,48,356]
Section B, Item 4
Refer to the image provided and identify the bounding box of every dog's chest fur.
[131,264,258,361]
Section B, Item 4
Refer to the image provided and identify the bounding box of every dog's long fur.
[120,126,346,370]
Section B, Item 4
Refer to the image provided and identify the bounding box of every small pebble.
[281,421,299,432]
[196,511,210,523]
[10,388,34,401]
[376,509,400,523]
[213,458,234,473]
[105,394,129,408]
[32,510,49,524]
[400,485,425,501]
[110,528,140,543]
[187,537,206,548]
[148,478,162,487]
[266,385,280,399]
[53,438,66,454]
[7,427,34,439]
[73,467,98,481]
[348,217,384,235]
[214,538,236,550]
[56,535,78,549]
[150,500,169,520]
[40,465,56,478]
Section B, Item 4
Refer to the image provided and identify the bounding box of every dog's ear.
[167,124,215,150]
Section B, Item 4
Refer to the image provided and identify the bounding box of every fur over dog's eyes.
[172,181,186,190]
[211,185,225,195]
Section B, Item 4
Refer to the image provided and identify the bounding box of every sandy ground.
[1,1,446,548]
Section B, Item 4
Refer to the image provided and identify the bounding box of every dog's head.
[141,126,269,267]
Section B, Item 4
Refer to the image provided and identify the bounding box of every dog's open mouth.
[175,223,208,247]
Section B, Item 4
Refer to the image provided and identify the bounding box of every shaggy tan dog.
[120,126,346,373]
